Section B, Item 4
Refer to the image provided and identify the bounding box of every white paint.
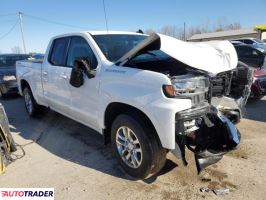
[16,31,237,150]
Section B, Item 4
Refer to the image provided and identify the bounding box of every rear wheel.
[111,114,166,179]
[23,87,44,117]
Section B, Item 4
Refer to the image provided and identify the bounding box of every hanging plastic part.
[176,135,188,166]
[194,112,241,173]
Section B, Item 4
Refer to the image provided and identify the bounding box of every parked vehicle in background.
[17,31,243,179]
[0,103,16,174]
[0,54,30,97]
[231,38,266,53]
[31,53,44,60]
[230,40,245,45]
[232,43,266,98]
[252,67,266,98]
[233,44,265,67]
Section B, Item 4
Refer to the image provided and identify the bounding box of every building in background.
[255,25,266,42]
[187,26,266,42]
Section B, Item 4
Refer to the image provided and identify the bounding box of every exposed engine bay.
[126,51,251,172]
[127,52,253,123]
[210,61,253,123]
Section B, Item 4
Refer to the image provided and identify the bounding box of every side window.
[235,46,245,57]
[67,36,98,69]
[238,46,255,57]
[243,39,254,45]
[49,37,69,66]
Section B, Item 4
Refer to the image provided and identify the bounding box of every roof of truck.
[88,31,145,35]
[50,31,146,40]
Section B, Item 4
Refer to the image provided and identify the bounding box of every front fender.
[98,66,192,149]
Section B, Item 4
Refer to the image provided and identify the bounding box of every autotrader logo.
[0,188,54,199]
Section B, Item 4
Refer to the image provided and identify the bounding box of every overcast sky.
[0,0,265,53]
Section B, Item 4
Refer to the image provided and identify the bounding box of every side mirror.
[76,58,96,78]
[69,58,96,88]
[70,64,84,88]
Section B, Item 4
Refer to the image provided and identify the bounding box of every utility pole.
[183,22,186,41]
[18,12,27,53]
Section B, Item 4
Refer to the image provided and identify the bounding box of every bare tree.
[160,26,181,39]
[213,17,241,32]
[159,25,184,40]
[144,28,156,35]
[186,26,203,39]
[144,18,242,40]
[11,46,23,54]
[226,22,241,30]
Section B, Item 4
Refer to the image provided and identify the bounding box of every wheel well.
[103,102,159,145]
[20,79,30,92]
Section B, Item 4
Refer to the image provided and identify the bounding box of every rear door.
[42,37,72,115]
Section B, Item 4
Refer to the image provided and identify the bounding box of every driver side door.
[67,36,101,131]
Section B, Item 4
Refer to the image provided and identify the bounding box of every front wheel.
[111,114,166,179]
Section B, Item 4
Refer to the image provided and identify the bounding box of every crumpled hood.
[117,33,238,76]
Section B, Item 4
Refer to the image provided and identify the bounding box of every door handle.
[60,74,68,79]
[43,71,48,75]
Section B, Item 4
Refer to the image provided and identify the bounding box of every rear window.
[49,37,69,66]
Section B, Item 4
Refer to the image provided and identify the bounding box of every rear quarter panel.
[16,60,46,106]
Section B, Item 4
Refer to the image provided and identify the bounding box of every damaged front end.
[210,61,253,123]
[175,106,240,173]
[117,33,243,172]
[170,75,241,173]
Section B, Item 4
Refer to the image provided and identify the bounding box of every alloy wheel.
[116,126,142,168]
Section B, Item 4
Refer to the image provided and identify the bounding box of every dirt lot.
[0,96,266,200]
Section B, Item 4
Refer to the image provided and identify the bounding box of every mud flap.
[195,112,240,173]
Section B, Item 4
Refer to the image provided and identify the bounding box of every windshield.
[91,34,147,62]
[0,55,30,67]
[129,50,170,64]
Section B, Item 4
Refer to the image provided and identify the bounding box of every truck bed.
[16,59,44,99]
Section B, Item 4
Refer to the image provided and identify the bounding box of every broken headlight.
[164,74,209,106]
[171,74,209,94]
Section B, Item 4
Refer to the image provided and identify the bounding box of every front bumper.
[0,81,18,95]
[174,104,240,173]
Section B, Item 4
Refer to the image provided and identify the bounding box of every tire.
[111,114,166,179]
[23,87,44,117]
[0,88,4,98]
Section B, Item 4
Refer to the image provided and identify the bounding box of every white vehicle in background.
[16,31,244,179]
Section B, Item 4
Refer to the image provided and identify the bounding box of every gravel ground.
[0,96,266,200]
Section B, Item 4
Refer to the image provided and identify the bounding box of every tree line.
[145,18,241,40]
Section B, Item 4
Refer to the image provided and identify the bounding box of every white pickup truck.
[16,31,247,179]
